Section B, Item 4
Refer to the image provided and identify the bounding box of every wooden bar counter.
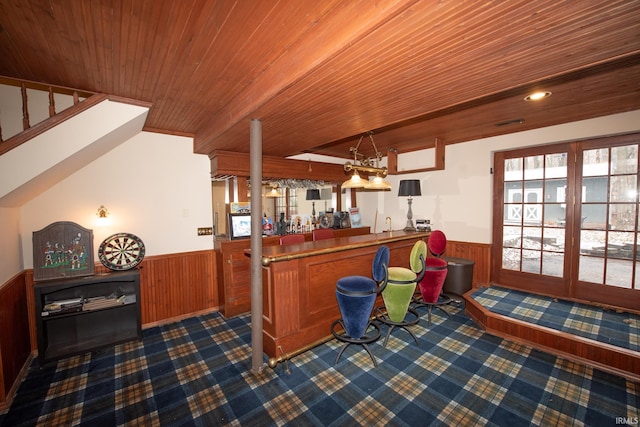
[214,227,370,318]
[259,230,428,367]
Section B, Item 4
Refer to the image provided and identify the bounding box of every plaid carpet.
[470,286,640,352]
[1,301,639,426]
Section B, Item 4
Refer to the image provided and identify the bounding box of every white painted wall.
[0,99,149,205]
[0,207,22,284]
[359,110,640,243]
[19,131,213,270]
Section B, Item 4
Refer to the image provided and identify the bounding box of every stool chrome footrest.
[412,294,453,326]
[331,319,382,366]
[374,306,420,347]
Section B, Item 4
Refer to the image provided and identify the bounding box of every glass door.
[495,144,572,297]
[492,133,640,311]
[573,138,640,307]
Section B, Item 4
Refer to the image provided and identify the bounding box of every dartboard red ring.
[98,233,145,271]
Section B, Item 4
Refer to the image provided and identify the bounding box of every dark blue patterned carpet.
[1,298,639,426]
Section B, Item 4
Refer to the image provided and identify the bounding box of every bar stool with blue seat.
[331,245,389,366]
[375,240,426,347]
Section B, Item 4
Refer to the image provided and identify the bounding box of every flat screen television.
[228,213,251,240]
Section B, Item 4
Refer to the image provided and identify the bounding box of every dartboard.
[98,233,145,271]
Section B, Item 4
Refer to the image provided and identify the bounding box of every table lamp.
[306,189,321,223]
[398,179,421,231]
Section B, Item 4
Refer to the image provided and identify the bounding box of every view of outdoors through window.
[502,144,639,289]
[275,189,297,219]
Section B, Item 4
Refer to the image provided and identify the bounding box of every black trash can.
[442,257,475,301]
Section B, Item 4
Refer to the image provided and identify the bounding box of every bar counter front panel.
[260,231,428,364]
[215,227,370,317]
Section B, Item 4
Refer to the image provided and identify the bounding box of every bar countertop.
[255,230,429,266]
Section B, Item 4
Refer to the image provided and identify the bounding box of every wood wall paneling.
[0,272,31,410]
[443,240,492,288]
[136,250,217,324]
[25,250,218,351]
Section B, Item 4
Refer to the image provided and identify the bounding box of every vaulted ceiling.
[0,0,639,161]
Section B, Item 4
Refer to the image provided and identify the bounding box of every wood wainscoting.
[0,272,31,411]
[25,249,218,353]
[444,240,491,288]
[131,250,218,326]
[0,249,217,411]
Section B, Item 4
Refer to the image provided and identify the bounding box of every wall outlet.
[197,227,213,236]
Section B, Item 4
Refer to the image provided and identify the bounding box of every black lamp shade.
[306,189,321,200]
[398,179,421,197]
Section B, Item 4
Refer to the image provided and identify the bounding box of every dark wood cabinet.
[34,270,141,365]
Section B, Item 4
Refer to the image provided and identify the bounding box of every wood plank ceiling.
[0,0,638,161]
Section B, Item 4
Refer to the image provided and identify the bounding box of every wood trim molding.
[388,138,445,174]
[0,94,107,155]
[0,75,95,98]
[210,150,349,182]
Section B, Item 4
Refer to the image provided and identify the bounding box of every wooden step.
[464,291,640,381]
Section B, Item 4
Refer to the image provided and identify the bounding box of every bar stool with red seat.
[312,228,334,241]
[412,230,452,326]
[279,234,305,245]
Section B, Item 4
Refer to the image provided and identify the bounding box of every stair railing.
[0,76,95,142]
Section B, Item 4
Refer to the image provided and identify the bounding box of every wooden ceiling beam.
[196,0,420,154]
[210,150,349,183]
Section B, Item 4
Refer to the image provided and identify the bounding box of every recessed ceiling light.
[524,91,552,101]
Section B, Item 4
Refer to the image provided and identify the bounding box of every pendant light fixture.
[342,131,390,190]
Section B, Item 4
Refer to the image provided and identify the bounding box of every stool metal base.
[413,294,453,326]
[331,319,382,366]
[443,292,466,308]
[374,306,420,347]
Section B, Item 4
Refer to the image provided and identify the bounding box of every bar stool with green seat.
[331,245,389,366]
[375,240,426,347]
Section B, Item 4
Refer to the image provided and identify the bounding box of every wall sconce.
[97,205,109,218]
[96,205,110,226]
[398,180,421,231]
[343,131,391,190]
